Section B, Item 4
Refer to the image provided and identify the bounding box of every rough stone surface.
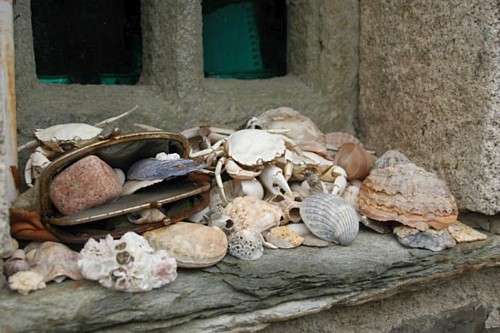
[0,230,499,332]
[462,212,500,235]
[358,0,500,214]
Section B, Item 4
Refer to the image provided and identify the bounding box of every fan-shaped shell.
[300,193,359,246]
[372,150,411,170]
[127,158,206,181]
[334,143,377,180]
[359,162,458,231]
[143,222,228,268]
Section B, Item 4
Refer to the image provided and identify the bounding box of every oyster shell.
[359,161,458,231]
[143,222,228,268]
[227,229,264,260]
[78,232,177,292]
[223,196,282,233]
[300,193,359,246]
[25,241,83,283]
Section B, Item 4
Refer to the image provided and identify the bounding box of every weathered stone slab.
[0,229,499,332]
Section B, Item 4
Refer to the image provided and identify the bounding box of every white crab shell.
[227,129,286,167]
[35,123,103,152]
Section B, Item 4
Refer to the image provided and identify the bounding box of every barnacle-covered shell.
[359,162,458,231]
[227,229,264,260]
[223,196,282,233]
[143,222,228,268]
[127,157,206,181]
[300,193,359,246]
[372,150,411,170]
[334,143,376,180]
[78,232,177,292]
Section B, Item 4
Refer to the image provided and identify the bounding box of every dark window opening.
[202,0,287,79]
[31,0,142,85]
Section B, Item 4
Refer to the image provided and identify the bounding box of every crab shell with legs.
[189,129,305,203]
[19,105,138,187]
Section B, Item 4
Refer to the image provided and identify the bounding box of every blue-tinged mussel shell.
[127,158,206,181]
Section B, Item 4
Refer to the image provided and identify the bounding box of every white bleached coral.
[8,271,46,295]
[78,232,177,292]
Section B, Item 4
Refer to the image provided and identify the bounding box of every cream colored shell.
[143,222,228,268]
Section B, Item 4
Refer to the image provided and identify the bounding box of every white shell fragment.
[228,229,264,260]
[448,221,487,243]
[300,193,359,246]
[143,222,228,268]
[78,232,177,292]
[287,223,332,247]
[263,226,304,249]
[8,271,46,295]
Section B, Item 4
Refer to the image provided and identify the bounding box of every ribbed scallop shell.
[300,193,359,246]
[372,150,411,170]
[359,162,458,231]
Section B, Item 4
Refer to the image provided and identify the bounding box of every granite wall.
[358,0,499,215]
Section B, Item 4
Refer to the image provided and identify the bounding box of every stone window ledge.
[1,229,499,332]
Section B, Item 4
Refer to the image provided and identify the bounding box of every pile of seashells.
[4,106,487,294]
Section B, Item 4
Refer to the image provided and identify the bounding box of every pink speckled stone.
[49,155,122,216]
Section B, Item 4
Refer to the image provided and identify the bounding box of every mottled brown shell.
[334,143,377,180]
[359,163,458,231]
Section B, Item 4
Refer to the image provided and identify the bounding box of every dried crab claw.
[20,105,138,187]
[191,129,303,203]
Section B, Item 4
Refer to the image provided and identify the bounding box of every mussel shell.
[300,193,359,246]
[127,158,206,181]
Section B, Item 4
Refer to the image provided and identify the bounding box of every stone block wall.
[358,0,499,215]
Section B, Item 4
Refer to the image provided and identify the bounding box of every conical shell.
[335,143,377,180]
[300,193,359,246]
[359,162,458,231]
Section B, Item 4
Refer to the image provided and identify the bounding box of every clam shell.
[359,162,458,231]
[143,222,228,268]
[227,229,264,260]
[127,158,206,181]
[300,193,359,246]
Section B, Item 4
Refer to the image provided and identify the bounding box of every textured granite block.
[49,155,122,215]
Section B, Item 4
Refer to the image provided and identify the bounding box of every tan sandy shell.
[143,222,228,268]
[263,226,304,249]
[359,162,458,231]
[448,221,487,243]
[334,143,377,180]
[223,196,282,233]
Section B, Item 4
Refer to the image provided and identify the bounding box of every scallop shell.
[300,193,359,246]
[359,162,458,231]
[143,222,228,268]
[227,229,264,260]
[127,157,206,181]
[372,150,411,170]
[334,143,377,180]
